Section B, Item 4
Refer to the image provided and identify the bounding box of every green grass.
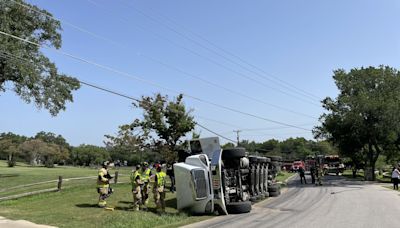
[0,160,132,197]
[342,169,364,180]
[0,160,212,227]
[0,183,211,228]
[342,169,392,183]
[276,171,296,183]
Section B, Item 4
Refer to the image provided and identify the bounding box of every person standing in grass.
[391,167,400,190]
[131,164,143,211]
[97,161,112,208]
[140,162,152,210]
[153,163,167,213]
[166,162,176,193]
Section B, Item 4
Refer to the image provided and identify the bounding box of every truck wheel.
[226,201,252,214]
[222,148,246,159]
[268,185,280,192]
[269,191,280,197]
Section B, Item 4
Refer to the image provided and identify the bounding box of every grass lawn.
[0,161,297,227]
[0,160,212,227]
[276,171,296,183]
[342,169,364,181]
[0,160,133,197]
[342,169,392,183]
[0,183,211,228]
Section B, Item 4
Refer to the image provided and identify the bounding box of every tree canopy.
[131,93,196,162]
[0,0,80,116]
[314,66,400,180]
[226,137,336,160]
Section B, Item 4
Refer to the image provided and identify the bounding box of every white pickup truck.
[174,137,276,215]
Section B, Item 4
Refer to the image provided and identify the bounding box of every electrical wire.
[85,0,320,107]
[118,0,320,101]
[0,30,313,132]
[0,50,238,142]
[195,123,236,143]
[8,0,320,116]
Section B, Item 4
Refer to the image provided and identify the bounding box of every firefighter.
[315,165,323,186]
[97,161,113,208]
[140,161,152,209]
[130,164,143,211]
[310,165,316,184]
[153,163,166,213]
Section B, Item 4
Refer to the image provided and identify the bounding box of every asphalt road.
[183,175,400,228]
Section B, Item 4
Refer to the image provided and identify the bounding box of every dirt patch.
[0,216,56,228]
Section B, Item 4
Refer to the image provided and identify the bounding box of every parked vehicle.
[323,155,345,175]
[291,160,305,172]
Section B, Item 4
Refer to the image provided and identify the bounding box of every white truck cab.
[174,137,251,215]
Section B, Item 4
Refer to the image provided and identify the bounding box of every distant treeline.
[0,131,161,168]
[223,138,338,161]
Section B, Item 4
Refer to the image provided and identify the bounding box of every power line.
[85,0,320,107]
[0,30,313,132]
[118,0,320,101]
[2,53,312,143]
[196,123,236,143]
[9,0,320,116]
[195,115,243,129]
[140,54,317,119]
[133,2,321,101]
[1,50,238,142]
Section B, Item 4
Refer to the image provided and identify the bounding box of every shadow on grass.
[165,198,177,208]
[118,201,132,204]
[0,174,20,178]
[75,203,99,208]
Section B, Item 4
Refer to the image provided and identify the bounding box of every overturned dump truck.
[174,137,280,215]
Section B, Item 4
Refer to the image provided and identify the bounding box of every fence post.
[114,171,119,184]
[57,176,63,191]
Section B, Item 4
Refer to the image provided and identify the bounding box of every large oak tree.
[0,0,79,116]
[314,66,400,180]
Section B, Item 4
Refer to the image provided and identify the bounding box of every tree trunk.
[365,143,378,181]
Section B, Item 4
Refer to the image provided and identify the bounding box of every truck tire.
[269,191,280,197]
[268,185,280,192]
[226,201,252,214]
[222,148,246,159]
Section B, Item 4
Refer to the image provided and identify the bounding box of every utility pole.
[233,130,241,147]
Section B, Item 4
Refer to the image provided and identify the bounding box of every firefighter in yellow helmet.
[97,161,113,208]
[153,163,167,213]
[140,161,152,209]
[130,164,143,211]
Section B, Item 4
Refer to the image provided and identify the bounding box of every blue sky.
[1,0,399,146]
